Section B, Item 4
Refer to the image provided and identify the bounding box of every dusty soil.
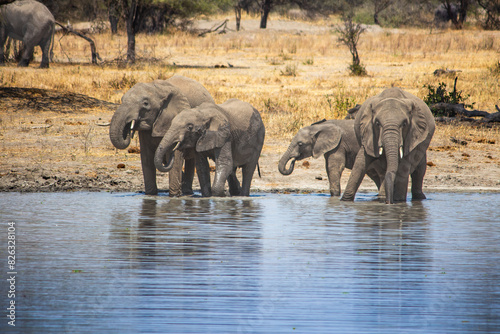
[1,18,499,196]
[0,87,499,195]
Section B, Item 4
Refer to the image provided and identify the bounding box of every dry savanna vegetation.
[1,15,499,193]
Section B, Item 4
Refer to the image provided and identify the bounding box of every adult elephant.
[154,99,265,197]
[278,119,384,197]
[0,0,55,68]
[109,75,215,196]
[341,87,435,204]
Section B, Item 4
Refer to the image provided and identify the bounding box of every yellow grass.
[1,16,499,143]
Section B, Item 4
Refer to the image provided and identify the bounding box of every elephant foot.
[340,195,354,201]
[17,60,30,67]
[330,191,341,197]
[39,63,50,69]
[412,192,426,201]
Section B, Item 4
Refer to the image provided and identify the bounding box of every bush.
[423,78,475,117]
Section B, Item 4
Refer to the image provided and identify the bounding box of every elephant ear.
[151,82,191,138]
[312,125,342,159]
[356,96,380,158]
[405,99,434,154]
[196,104,231,152]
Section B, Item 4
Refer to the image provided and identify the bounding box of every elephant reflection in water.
[127,198,263,262]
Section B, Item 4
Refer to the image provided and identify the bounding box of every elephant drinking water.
[341,87,435,204]
[109,75,215,196]
[154,99,265,197]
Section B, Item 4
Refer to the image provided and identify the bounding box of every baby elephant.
[155,99,265,197]
[278,119,383,196]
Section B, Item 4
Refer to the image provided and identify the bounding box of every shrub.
[423,78,475,116]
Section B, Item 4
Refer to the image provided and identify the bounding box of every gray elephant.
[109,75,215,196]
[434,3,458,28]
[0,0,55,68]
[278,119,384,197]
[154,99,265,197]
[341,87,435,204]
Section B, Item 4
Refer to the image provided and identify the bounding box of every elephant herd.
[110,75,435,204]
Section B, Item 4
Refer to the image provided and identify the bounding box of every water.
[0,192,499,333]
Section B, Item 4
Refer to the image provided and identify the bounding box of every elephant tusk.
[399,146,403,159]
[172,142,181,152]
[130,120,136,139]
[379,147,383,156]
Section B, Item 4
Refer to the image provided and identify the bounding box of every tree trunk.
[124,0,137,63]
[260,0,272,29]
[235,6,242,31]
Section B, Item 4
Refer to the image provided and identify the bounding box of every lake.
[1,192,499,333]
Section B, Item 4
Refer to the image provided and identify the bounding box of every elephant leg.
[212,143,233,197]
[0,32,6,65]
[341,150,372,201]
[411,154,428,200]
[18,42,34,67]
[139,131,158,195]
[366,168,381,193]
[39,36,51,68]
[196,155,211,197]
[228,168,241,196]
[325,152,344,197]
[394,159,412,202]
[240,161,258,196]
[168,150,184,197]
[181,157,195,195]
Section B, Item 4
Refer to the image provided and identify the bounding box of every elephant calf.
[279,119,384,197]
[154,99,265,197]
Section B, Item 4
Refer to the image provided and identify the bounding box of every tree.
[335,15,367,76]
[477,0,500,30]
[444,0,470,29]
[372,0,393,25]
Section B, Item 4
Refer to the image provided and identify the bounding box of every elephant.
[109,75,215,196]
[278,119,385,197]
[0,0,55,68]
[434,3,458,28]
[154,99,265,197]
[341,87,435,204]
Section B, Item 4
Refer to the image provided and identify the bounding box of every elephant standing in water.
[154,99,265,197]
[0,0,55,68]
[278,119,384,197]
[109,75,215,196]
[341,87,435,204]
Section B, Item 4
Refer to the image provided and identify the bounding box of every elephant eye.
[375,120,381,127]
[402,120,408,127]
[143,100,149,108]
[298,142,303,146]
[187,124,194,131]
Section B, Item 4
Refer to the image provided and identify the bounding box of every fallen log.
[429,103,490,118]
[198,20,230,37]
[55,21,101,64]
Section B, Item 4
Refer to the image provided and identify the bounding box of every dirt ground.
[0,87,498,195]
[1,18,499,196]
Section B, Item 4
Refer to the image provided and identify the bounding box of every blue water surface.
[0,192,499,333]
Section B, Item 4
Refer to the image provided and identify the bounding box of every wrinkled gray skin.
[155,99,265,197]
[278,119,384,197]
[434,3,458,28]
[0,0,55,68]
[109,75,214,196]
[341,87,435,204]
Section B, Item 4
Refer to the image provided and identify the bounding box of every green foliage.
[423,79,475,117]
[325,87,356,118]
[348,62,367,76]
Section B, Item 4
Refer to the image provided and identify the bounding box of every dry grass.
[1,15,499,143]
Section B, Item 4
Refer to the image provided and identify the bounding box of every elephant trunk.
[382,129,403,204]
[278,146,296,175]
[154,134,181,173]
[109,107,137,150]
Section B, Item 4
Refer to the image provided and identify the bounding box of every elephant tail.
[257,162,261,178]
